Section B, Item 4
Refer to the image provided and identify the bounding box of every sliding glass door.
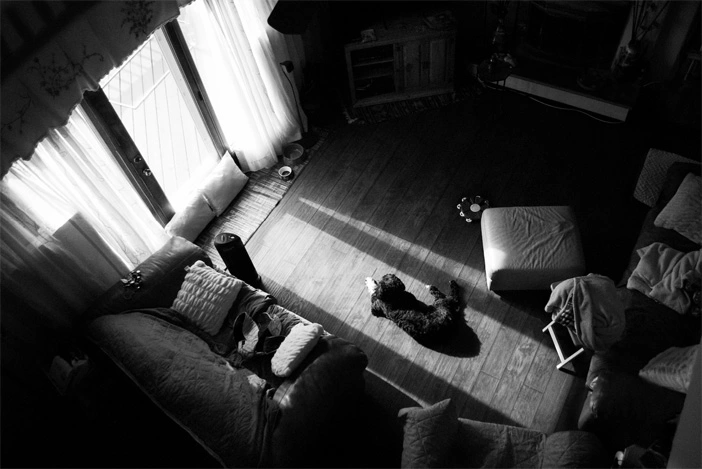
[98,28,221,211]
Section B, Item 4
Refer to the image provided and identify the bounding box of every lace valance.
[1,0,191,179]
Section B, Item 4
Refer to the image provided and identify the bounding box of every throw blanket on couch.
[545,274,625,352]
[87,311,280,468]
[627,242,701,315]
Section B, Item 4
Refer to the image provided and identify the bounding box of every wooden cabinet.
[345,16,456,107]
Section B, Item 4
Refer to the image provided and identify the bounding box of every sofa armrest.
[453,419,544,468]
[542,431,608,468]
[578,371,686,451]
[266,334,368,467]
[82,236,210,321]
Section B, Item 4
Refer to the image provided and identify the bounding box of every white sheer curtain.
[178,0,307,172]
[0,106,169,329]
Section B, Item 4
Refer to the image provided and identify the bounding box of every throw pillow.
[171,260,243,335]
[271,322,324,377]
[654,173,702,244]
[398,399,458,468]
[165,192,216,242]
[639,344,700,393]
[199,151,249,216]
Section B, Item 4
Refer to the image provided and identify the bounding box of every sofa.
[81,236,368,468]
[398,399,608,468]
[578,161,701,453]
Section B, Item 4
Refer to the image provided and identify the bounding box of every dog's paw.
[365,277,378,295]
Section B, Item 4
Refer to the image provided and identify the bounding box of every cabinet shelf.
[354,63,394,81]
[344,16,455,107]
[353,57,395,67]
[354,76,396,100]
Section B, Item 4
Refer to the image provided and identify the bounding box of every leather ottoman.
[481,206,586,291]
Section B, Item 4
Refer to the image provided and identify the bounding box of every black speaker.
[214,233,261,287]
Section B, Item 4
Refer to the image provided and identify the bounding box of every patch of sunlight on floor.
[297,197,482,280]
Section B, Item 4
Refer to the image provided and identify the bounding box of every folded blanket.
[627,242,701,315]
[545,274,625,352]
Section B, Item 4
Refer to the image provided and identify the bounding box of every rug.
[347,84,479,125]
[633,148,698,207]
[195,127,331,267]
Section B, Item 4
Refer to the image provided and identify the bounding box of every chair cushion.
[481,206,586,290]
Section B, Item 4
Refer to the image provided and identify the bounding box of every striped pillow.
[639,344,700,394]
[171,260,243,335]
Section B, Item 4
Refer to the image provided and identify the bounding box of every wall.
[647,1,700,82]
[667,340,701,468]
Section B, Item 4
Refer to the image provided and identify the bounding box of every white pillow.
[271,323,324,377]
[654,173,702,244]
[199,152,248,216]
[639,344,700,393]
[164,192,215,242]
[171,260,243,335]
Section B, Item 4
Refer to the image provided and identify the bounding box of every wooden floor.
[243,90,686,441]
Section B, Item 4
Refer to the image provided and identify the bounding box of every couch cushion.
[639,344,700,393]
[542,431,607,468]
[453,419,545,468]
[86,310,273,468]
[586,289,701,384]
[621,162,701,286]
[398,399,459,468]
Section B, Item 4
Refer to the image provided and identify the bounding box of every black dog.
[365,274,460,343]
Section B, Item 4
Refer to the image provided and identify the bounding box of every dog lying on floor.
[365,274,460,343]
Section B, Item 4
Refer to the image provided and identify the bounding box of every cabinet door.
[400,36,455,91]
[400,40,423,90]
[427,37,449,86]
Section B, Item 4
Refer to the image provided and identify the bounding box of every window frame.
[81,19,228,227]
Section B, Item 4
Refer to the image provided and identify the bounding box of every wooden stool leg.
[543,320,585,372]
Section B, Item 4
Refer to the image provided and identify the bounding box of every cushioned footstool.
[481,206,586,291]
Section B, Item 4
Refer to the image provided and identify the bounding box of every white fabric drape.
[178,0,307,172]
[1,1,191,179]
[0,107,169,328]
